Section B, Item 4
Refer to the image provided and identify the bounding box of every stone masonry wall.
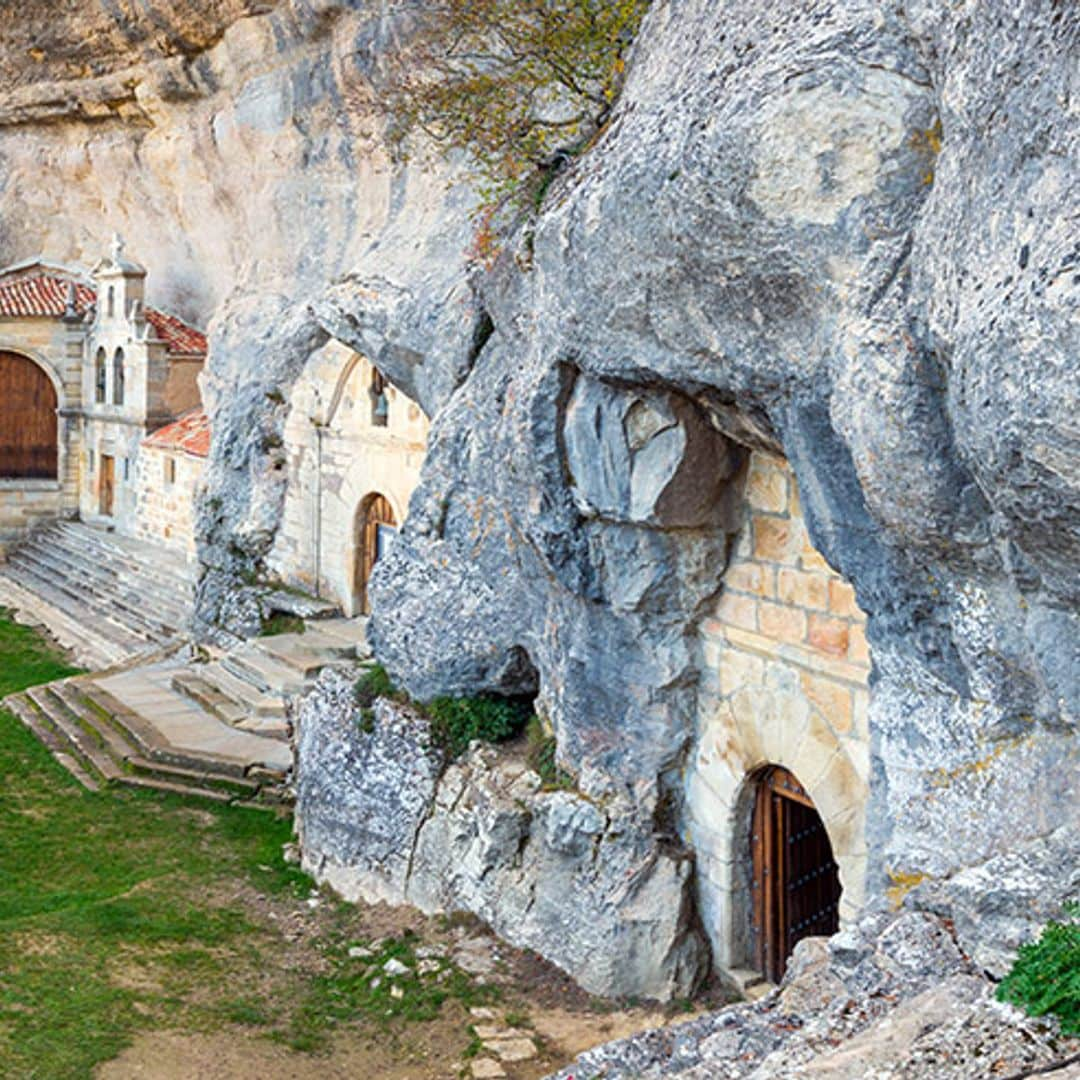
[133,446,203,563]
[0,481,64,552]
[267,340,428,614]
[688,452,871,972]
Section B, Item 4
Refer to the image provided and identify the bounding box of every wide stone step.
[6,547,188,639]
[31,684,228,798]
[221,647,308,697]
[253,633,356,677]
[49,682,269,798]
[3,562,166,651]
[0,564,153,652]
[4,675,293,807]
[193,661,288,719]
[25,526,193,604]
[0,521,197,661]
[3,693,103,792]
[170,668,290,740]
[82,678,290,787]
[52,522,193,587]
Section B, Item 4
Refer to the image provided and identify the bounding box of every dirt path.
[93,884,693,1080]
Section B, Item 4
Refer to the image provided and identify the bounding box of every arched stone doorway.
[0,351,58,479]
[354,493,397,615]
[749,765,841,982]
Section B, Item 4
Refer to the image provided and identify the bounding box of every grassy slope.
[0,613,490,1078]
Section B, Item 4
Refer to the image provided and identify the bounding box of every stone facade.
[0,246,206,554]
[0,311,83,552]
[267,340,428,614]
[135,420,208,563]
[688,452,871,974]
[78,245,203,535]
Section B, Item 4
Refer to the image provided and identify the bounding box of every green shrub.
[380,0,651,208]
[355,664,397,708]
[354,666,534,758]
[354,664,399,732]
[997,901,1080,1035]
[259,613,305,638]
[425,694,532,758]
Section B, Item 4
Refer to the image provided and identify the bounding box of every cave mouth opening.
[747,765,841,983]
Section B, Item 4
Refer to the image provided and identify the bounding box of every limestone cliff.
[366,0,1080,923]
[0,0,479,635]
[0,0,1077,1005]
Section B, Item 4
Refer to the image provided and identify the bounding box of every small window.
[164,457,176,485]
[94,347,107,404]
[122,457,130,482]
[113,348,125,406]
[107,286,115,318]
[87,450,95,475]
[370,366,389,427]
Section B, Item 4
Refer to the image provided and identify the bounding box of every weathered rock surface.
[1,0,1078,1041]
[0,1,479,641]
[363,0,1080,930]
[295,672,708,1000]
[547,911,1080,1079]
[909,824,1080,978]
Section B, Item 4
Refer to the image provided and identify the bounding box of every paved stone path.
[0,517,372,806]
[100,660,292,772]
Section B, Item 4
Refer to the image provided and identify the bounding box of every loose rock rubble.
[469,1006,541,1079]
[546,912,1079,1079]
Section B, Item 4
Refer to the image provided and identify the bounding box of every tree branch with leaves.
[378,0,650,209]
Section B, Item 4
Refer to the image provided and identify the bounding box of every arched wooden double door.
[355,494,397,615]
[0,352,58,480]
[750,766,841,982]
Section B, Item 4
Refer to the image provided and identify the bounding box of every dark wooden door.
[99,455,115,517]
[751,766,841,982]
[356,494,396,614]
[0,351,58,479]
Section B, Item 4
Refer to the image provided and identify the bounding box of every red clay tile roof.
[0,266,207,357]
[143,409,211,458]
[0,273,95,318]
[143,307,208,356]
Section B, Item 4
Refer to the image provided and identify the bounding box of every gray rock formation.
[546,911,1080,1078]
[364,0,1079,926]
[909,825,1080,978]
[295,672,708,1000]
[1,0,1077,1034]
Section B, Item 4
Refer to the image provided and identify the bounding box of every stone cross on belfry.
[63,281,78,321]
[110,233,126,264]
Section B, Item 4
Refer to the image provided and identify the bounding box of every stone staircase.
[4,665,292,806]
[2,618,369,807]
[172,619,369,739]
[0,520,195,669]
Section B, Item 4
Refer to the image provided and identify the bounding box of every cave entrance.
[354,493,396,615]
[749,765,841,982]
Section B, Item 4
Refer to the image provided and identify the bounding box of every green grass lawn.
[0,612,491,1078]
